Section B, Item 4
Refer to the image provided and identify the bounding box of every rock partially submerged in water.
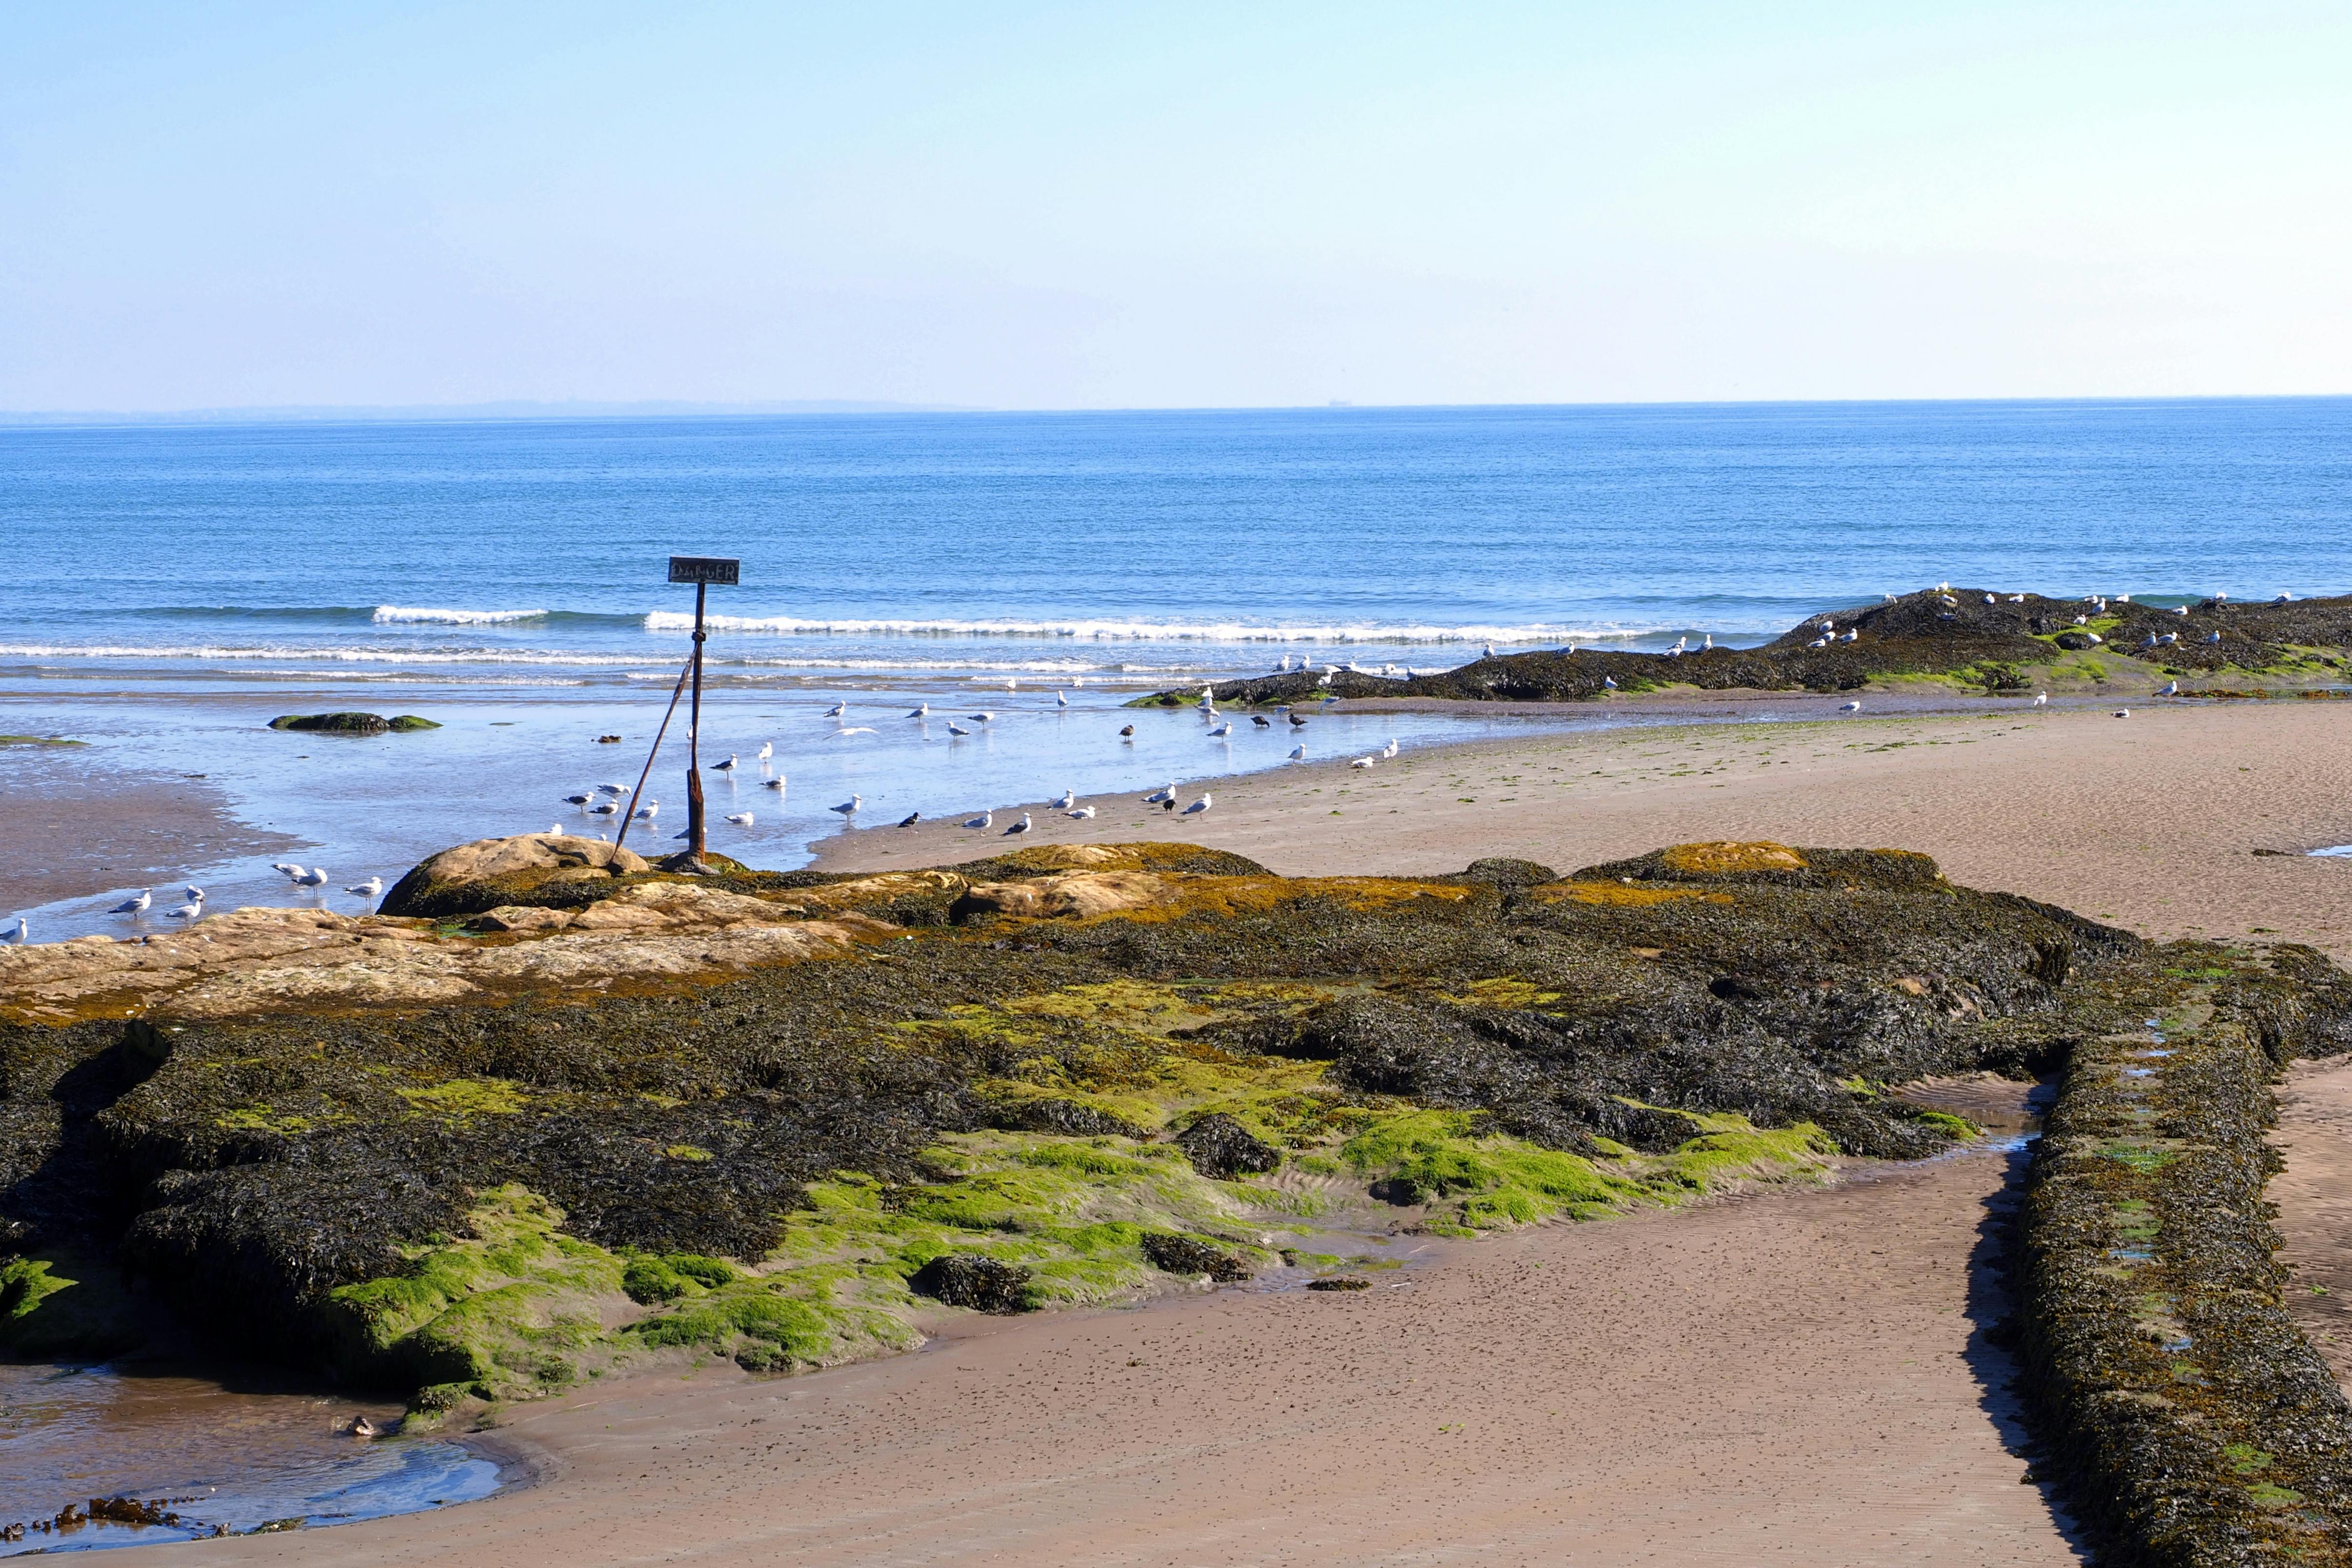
[268,712,441,733]
[0,833,2220,1408]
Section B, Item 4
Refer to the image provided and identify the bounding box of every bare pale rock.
[952,871,1170,921]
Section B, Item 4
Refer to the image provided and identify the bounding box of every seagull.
[2205,631,2223,644]
[1004,813,1032,836]
[294,867,329,888]
[1288,744,1305,761]
[1602,676,1617,690]
[1067,806,1096,819]
[898,811,921,827]
[725,812,755,826]
[673,828,692,841]
[1051,789,1077,810]
[1207,722,1233,738]
[565,793,592,807]
[111,888,153,915]
[634,800,659,820]
[547,824,564,836]
[594,783,628,796]
[1839,701,1862,713]
[184,884,206,903]
[762,776,786,789]
[756,742,773,761]
[1984,593,1995,604]
[272,862,305,881]
[2114,709,2132,718]
[589,801,621,817]
[1182,793,1213,815]
[2033,691,2049,706]
[964,810,994,829]
[1119,724,1135,738]
[1142,783,1176,804]
[947,722,972,737]
[829,795,862,817]
[2009,594,2026,603]
[712,754,738,772]
[2157,682,2179,696]
[1350,757,1375,769]
[1483,643,1495,657]
[969,711,996,723]
[908,703,929,719]
[346,876,383,897]
[1056,690,1069,708]
[4,917,23,944]
[163,899,204,921]
[1380,738,1399,759]
[825,702,847,718]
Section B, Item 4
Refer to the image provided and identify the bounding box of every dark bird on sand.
[898,811,921,827]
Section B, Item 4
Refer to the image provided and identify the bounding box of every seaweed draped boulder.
[268,712,440,733]
[1,836,2165,1400]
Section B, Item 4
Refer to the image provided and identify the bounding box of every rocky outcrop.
[379,833,652,918]
[267,713,440,733]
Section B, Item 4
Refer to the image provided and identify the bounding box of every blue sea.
[2,397,2348,937]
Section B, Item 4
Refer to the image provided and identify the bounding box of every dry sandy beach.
[114,699,2352,1566]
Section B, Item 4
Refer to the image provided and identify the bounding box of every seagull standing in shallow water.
[1839,701,1862,713]
[908,703,929,718]
[111,888,153,915]
[347,876,384,898]
[756,742,773,761]
[294,867,329,889]
[1288,744,1306,761]
[712,754,737,772]
[725,812,754,826]
[830,795,862,817]
[824,702,847,719]
[633,800,659,821]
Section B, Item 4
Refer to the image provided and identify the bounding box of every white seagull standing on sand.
[1143,783,1176,804]
[964,810,994,829]
[1351,757,1375,769]
[347,876,384,898]
[295,867,329,889]
[2034,691,2049,706]
[830,795,862,817]
[1003,812,1032,836]
[2114,709,2132,718]
[2157,681,2179,697]
[1288,744,1306,761]
[111,889,153,915]
[1380,738,1399,759]
[1182,793,1213,815]
[1051,789,1077,810]
[1067,805,1096,819]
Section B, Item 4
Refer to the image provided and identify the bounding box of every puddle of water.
[2309,845,2352,858]
[2136,1049,2172,1058]
[0,1362,499,1553]
[2109,1245,2155,1263]
[2124,1068,2156,1078]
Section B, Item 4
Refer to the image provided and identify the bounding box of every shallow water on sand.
[0,1362,498,1553]
[1,682,1590,939]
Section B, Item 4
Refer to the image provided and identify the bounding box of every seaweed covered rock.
[1174,1113,1280,1178]
[1150,588,2352,706]
[1140,1232,1253,1282]
[267,712,440,733]
[909,1254,1033,1313]
[0,836,2224,1398]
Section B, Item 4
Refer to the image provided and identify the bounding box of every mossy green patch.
[324,1186,626,1408]
[395,1077,529,1119]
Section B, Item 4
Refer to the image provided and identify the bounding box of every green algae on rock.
[1147,588,2352,706]
[0,833,2254,1425]
[267,712,440,734]
[2017,941,2352,1566]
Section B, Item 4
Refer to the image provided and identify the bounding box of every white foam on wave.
[641,612,1631,645]
[372,606,549,625]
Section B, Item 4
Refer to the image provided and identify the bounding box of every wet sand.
[2271,1058,2352,1389]
[121,1120,2082,1567]
[818,699,2352,960]
[0,742,296,913]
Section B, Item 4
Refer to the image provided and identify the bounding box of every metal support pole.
[615,647,696,853]
[686,580,708,865]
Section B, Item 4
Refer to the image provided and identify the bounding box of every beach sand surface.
[821,701,2352,960]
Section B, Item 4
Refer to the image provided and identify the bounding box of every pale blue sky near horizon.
[3,2,2347,413]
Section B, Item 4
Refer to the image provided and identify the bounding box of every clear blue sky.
[3,2,2346,411]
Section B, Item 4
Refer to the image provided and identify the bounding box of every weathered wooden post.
[666,555,739,866]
